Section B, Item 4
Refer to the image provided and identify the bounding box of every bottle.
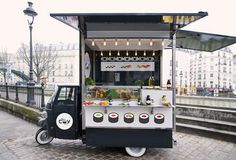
[137,97,141,105]
[148,77,153,86]
[146,95,151,105]
[152,76,155,86]
[167,79,171,89]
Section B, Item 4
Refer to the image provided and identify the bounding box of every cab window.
[56,87,75,105]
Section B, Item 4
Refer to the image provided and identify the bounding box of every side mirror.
[46,103,53,110]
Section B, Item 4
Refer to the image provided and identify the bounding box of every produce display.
[83,101,94,105]
[84,87,172,108]
[99,101,109,106]
[87,87,138,99]
[96,89,107,98]
[120,91,131,101]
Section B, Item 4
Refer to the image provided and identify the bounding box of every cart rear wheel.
[125,147,146,157]
[35,128,53,145]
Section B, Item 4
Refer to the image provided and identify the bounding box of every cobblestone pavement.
[0,110,236,160]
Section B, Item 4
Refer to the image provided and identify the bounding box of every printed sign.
[85,106,173,129]
[101,62,155,71]
[56,113,73,130]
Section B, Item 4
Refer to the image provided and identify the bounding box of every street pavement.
[0,110,236,160]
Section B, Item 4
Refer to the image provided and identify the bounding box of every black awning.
[175,30,236,52]
[50,12,208,32]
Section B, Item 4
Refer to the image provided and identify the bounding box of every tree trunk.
[36,75,41,84]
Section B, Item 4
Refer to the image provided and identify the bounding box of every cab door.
[51,86,81,139]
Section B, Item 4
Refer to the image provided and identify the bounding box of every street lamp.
[23,2,37,105]
[179,71,183,95]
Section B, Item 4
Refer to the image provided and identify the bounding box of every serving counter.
[83,86,174,130]
[85,104,173,129]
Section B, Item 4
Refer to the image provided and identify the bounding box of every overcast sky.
[0,0,236,53]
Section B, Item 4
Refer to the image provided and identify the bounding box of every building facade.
[233,55,236,95]
[46,43,79,84]
[189,47,233,95]
[162,47,234,96]
[0,43,80,86]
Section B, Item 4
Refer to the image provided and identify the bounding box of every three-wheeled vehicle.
[35,12,236,157]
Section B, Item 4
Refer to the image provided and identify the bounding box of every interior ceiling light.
[135,50,137,56]
[103,39,106,46]
[109,51,111,56]
[144,51,146,56]
[115,39,118,46]
[126,51,129,56]
[92,40,95,46]
[117,51,120,56]
[153,51,155,56]
[138,39,141,46]
[150,40,153,46]
[162,40,164,47]
[126,39,129,46]
[101,51,103,56]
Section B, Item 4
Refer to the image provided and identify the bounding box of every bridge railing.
[0,83,45,109]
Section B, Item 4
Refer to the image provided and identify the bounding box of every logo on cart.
[56,113,73,130]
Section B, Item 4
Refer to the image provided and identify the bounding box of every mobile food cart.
[35,12,236,157]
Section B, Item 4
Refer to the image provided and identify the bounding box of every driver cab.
[46,85,82,139]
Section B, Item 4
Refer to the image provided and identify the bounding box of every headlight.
[41,111,47,119]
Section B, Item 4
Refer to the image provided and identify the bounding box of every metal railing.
[0,83,45,109]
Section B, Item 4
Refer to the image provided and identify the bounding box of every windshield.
[46,86,58,108]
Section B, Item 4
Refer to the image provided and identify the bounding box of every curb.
[0,98,41,124]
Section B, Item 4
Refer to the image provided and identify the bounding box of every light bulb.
[150,40,153,46]
[109,51,111,56]
[138,39,141,46]
[101,51,103,56]
[135,51,137,56]
[162,40,164,47]
[92,40,95,46]
[126,51,129,56]
[126,40,129,46]
[152,51,155,56]
[115,40,118,46]
[103,40,106,46]
[117,51,120,56]
[144,51,146,56]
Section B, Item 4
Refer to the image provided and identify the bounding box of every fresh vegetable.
[83,101,94,105]
[99,101,109,106]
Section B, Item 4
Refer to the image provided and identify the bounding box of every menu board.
[101,62,155,71]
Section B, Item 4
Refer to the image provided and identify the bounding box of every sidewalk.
[0,110,236,160]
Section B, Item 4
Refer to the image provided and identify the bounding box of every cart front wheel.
[35,128,53,145]
[125,147,146,157]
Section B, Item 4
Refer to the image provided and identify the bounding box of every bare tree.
[0,49,11,83]
[17,43,57,84]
